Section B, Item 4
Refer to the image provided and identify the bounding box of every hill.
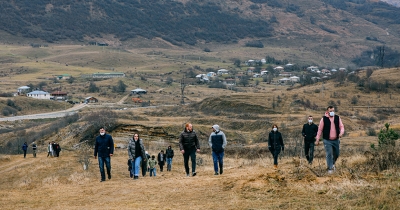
[0,0,400,67]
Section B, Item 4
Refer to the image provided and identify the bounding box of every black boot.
[219,164,223,175]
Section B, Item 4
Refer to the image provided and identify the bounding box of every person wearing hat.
[208,125,227,175]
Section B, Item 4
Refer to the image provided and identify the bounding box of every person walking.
[127,133,147,180]
[165,146,174,171]
[179,123,200,177]
[32,142,37,158]
[94,127,114,182]
[147,155,158,177]
[302,115,318,165]
[157,150,165,172]
[316,106,345,174]
[47,142,53,157]
[208,125,227,175]
[268,124,284,169]
[141,151,150,177]
[22,142,28,158]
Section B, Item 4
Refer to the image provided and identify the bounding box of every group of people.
[270,106,344,174]
[47,141,61,157]
[21,142,37,158]
[93,106,345,182]
[94,122,227,182]
[21,141,61,158]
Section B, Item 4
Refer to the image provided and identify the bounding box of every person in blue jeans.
[22,142,28,158]
[128,133,147,180]
[315,106,345,174]
[165,146,174,171]
[94,127,114,182]
[208,125,227,175]
[147,155,158,177]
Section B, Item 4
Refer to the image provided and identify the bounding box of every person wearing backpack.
[22,142,28,158]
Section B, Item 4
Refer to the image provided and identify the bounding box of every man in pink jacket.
[316,106,345,174]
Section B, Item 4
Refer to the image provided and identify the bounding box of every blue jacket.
[22,143,28,151]
[94,134,114,157]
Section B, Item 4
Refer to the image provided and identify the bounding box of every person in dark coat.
[302,115,319,165]
[22,142,28,158]
[165,145,174,171]
[157,150,165,172]
[141,151,150,176]
[268,124,284,169]
[179,123,200,177]
[94,127,114,182]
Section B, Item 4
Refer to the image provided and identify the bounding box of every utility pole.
[180,75,186,104]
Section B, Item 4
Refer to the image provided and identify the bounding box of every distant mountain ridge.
[0,0,399,67]
[381,0,400,7]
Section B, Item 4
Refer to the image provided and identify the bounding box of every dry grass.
[1,142,399,210]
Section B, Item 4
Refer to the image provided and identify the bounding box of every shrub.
[367,128,377,136]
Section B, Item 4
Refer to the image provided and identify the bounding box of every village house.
[50,91,68,100]
[131,88,147,95]
[27,90,51,100]
[217,69,229,75]
[17,86,31,96]
[84,96,98,104]
[274,66,284,71]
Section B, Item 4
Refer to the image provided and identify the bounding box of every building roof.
[18,86,31,90]
[51,91,68,95]
[27,90,49,95]
[131,88,147,92]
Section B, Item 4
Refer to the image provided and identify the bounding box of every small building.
[54,74,71,80]
[278,78,291,84]
[279,72,292,77]
[92,72,125,78]
[217,69,229,75]
[307,66,319,72]
[84,96,98,103]
[261,70,269,76]
[206,72,216,77]
[131,88,147,95]
[290,76,300,82]
[51,91,68,100]
[261,59,266,64]
[27,90,51,100]
[17,86,31,96]
[274,66,284,71]
[224,78,236,85]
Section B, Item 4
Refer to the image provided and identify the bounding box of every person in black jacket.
[128,133,147,180]
[179,123,200,177]
[268,124,284,169]
[157,150,165,172]
[94,127,114,182]
[302,115,319,165]
[165,146,174,171]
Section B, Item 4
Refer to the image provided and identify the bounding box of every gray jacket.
[127,138,146,160]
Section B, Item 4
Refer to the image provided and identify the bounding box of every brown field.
[0,135,398,210]
[1,43,400,209]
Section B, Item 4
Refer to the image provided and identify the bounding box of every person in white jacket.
[47,142,53,157]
